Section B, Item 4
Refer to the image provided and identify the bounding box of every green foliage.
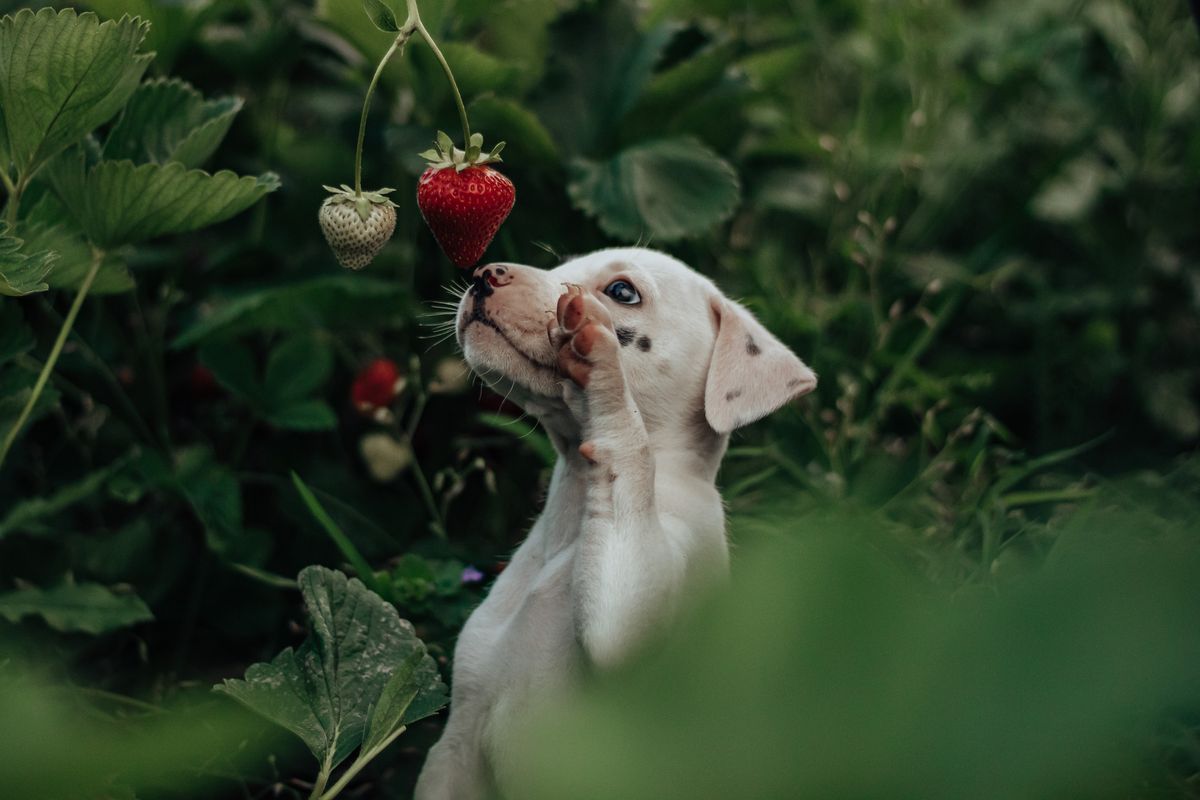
[217,566,447,794]
[0,579,152,633]
[0,8,152,177]
[513,506,1200,799]
[0,221,55,296]
[0,0,1197,796]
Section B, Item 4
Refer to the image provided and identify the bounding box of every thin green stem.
[0,246,104,470]
[414,20,470,147]
[317,728,407,800]
[4,174,25,227]
[354,33,406,196]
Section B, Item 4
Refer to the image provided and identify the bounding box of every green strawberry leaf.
[103,78,244,169]
[0,580,153,635]
[567,137,741,242]
[215,566,447,772]
[22,195,133,294]
[0,221,56,297]
[361,0,400,32]
[0,9,153,177]
[46,152,280,248]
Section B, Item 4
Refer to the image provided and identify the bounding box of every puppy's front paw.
[552,286,619,390]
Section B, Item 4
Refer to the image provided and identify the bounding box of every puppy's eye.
[604,280,641,305]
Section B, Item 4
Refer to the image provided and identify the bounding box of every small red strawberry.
[351,357,407,417]
[319,185,397,270]
[416,132,515,268]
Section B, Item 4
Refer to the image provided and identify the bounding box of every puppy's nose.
[470,263,513,297]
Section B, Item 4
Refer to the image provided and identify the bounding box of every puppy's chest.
[453,540,584,698]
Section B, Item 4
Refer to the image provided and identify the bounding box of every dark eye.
[604,280,641,305]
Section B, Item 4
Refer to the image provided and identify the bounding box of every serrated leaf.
[0,8,153,176]
[215,567,447,771]
[0,456,130,540]
[172,275,409,348]
[0,221,56,296]
[265,335,333,405]
[103,78,243,168]
[268,400,337,431]
[174,447,242,549]
[361,0,400,31]
[46,155,280,248]
[22,195,133,293]
[0,581,152,634]
[567,138,741,241]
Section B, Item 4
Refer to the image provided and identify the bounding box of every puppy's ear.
[704,298,817,434]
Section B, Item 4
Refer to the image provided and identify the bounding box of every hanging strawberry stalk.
[320,0,516,270]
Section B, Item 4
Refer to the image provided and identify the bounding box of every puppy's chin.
[460,324,562,403]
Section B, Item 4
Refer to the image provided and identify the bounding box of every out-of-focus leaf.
[172,276,410,348]
[268,400,337,431]
[46,153,280,248]
[535,4,680,154]
[0,9,152,176]
[103,78,243,168]
[0,221,56,296]
[468,98,558,167]
[264,334,333,405]
[513,515,1200,799]
[0,581,152,634]
[1142,372,1200,440]
[477,412,556,467]
[85,0,214,73]
[198,340,260,402]
[568,138,740,241]
[437,42,523,97]
[0,456,130,539]
[1031,156,1109,223]
[215,566,447,772]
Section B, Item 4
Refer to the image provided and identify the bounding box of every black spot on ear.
[637,335,652,352]
[616,327,635,347]
[746,335,761,356]
[725,389,742,401]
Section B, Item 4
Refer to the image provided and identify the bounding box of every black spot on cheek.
[725,389,743,402]
[616,327,635,347]
[746,335,761,356]
[637,335,652,352]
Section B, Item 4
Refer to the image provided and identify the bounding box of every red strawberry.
[352,357,406,416]
[416,132,515,268]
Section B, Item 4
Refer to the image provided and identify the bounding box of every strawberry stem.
[354,34,405,197]
[410,15,472,149]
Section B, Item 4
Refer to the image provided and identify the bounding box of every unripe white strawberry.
[318,184,397,270]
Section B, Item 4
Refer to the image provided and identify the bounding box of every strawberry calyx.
[418,131,506,174]
[322,184,398,223]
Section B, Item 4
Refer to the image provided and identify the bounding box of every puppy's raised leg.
[554,288,685,667]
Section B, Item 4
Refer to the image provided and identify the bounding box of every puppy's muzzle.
[470,264,515,298]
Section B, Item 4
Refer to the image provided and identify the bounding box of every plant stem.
[354,33,406,196]
[413,20,471,147]
[317,729,407,800]
[3,173,24,227]
[0,246,104,469]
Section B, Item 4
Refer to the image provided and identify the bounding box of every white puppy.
[415,248,816,799]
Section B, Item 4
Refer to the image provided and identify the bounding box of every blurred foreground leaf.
[513,510,1200,799]
[216,566,447,774]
